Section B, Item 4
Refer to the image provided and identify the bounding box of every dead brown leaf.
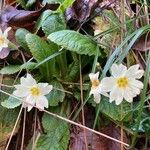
[132,35,150,51]
[66,0,99,22]
[69,124,128,150]
[0,6,45,27]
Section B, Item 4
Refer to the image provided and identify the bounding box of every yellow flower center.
[0,36,5,45]
[30,86,40,96]
[91,79,100,89]
[117,77,128,88]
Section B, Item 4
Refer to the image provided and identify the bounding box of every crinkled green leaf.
[48,30,97,56]
[20,62,37,70]
[42,13,66,35]
[98,97,131,121]
[36,10,52,32]
[0,65,20,75]
[1,96,21,109]
[26,33,57,61]
[26,33,58,79]
[15,28,30,52]
[66,61,79,81]
[36,113,70,150]
[46,80,65,106]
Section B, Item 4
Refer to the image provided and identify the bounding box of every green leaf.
[66,60,79,81]
[36,113,70,150]
[0,77,20,144]
[0,65,20,75]
[35,10,52,33]
[1,96,21,109]
[26,33,57,61]
[46,80,65,106]
[20,62,37,70]
[98,97,131,121]
[15,28,30,52]
[42,13,66,35]
[26,33,58,80]
[48,30,98,56]
[57,0,75,12]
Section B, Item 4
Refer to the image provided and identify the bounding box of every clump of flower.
[13,74,53,111]
[89,63,144,105]
[89,72,108,103]
[0,27,11,51]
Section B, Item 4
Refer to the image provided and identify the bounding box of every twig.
[5,106,23,150]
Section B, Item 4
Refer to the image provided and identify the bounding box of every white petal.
[111,63,127,77]
[20,73,36,87]
[126,64,144,79]
[89,72,99,81]
[129,86,140,96]
[101,91,109,97]
[116,96,123,105]
[123,88,133,103]
[13,89,29,97]
[36,96,48,110]
[38,83,53,95]
[101,77,115,92]
[0,47,2,52]
[3,27,11,38]
[109,87,123,105]
[25,95,36,111]
[93,93,101,103]
[130,79,144,89]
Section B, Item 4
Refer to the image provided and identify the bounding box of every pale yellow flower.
[101,64,144,105]
[13,74,53,111]
[0,27,11,51]
[89,72,108,103]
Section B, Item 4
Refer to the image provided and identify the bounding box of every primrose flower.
[89,72,108,103]
[13,74,53,111]
[0,27,11,52]
[101,64,144,105]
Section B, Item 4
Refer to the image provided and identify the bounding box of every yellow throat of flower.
[0,36,5,45]
[30,86,40,96]
[117,77,128,89]
[91,79,100,89]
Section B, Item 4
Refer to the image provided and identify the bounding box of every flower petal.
[38,83,53,95]
[36,96,48,110]
[109,87,123,105]
[101,77,115,92]
[130,79,144,89]
[20,73,36,87]
[93,93,101,103]
[89,72,99,81]
[126,64,144,79]
[123,88,133,103]
[13,89,29,97]
[0,29,2,36]
[111,63,127,77]
[25,95,36,111]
